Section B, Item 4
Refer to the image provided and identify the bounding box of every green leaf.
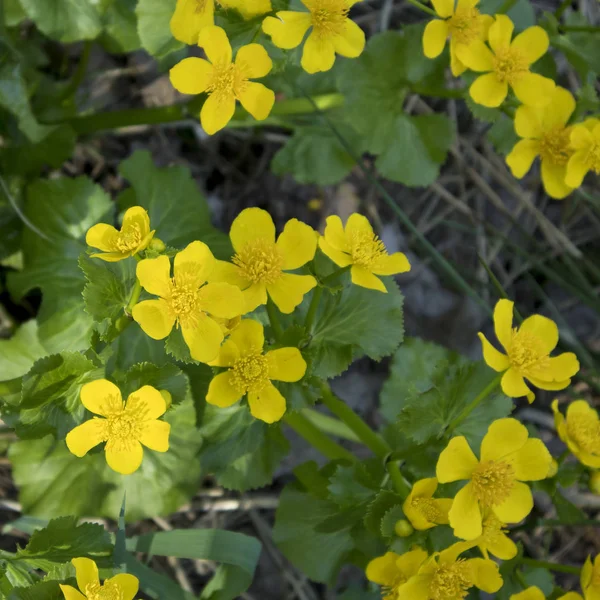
[136,0,184,57]
[465,96,502,123]
[100,0,141,54]
[19,0,102,42]
[479,0,535,29]
[553,490,586,524]
[487,114,519,156]
[273,486,354,584]
[165,327,197,364]
[4,0,27,26]
[364,490,405,536]
[116,362,189,406]
[307,342,354,379]
[106,324,170,375]
[0,321,47,381]
[9,398,203,520]
[119,151,231,257]
[327,464,378,509]
[8,581,63,600]
[380,504,406,538]
[8,177,112,353]
[552,13,600,79]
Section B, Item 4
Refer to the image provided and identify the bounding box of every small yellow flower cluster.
[168,0,365,133]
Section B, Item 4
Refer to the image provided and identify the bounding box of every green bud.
[394,520,414,538]
[160,389,172,409]
[590,471,600,495]
[149,237,166,252]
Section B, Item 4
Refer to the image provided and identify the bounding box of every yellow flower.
[209,208,318,314]
[366,548,429,600]
[506,87,577,200]
[478,299,579,402]
[170,26,274,135]
[86,206,154,262]
[403,477,452,531]
[437,418,552,540]
[456,14,554,108]
[262,0,365,74]
[132,241,244,363]
[565,118,600,188]
[422,0,493,76]
[582,556,600,600]
[206,319,306,423]
[511,588,546,600]
[318,214,411,293]
[65,380,170,475]
[225,0,272,19]
[60,557,138,600]
[453,509,518,560]
[397,543,503,600]
[552,399,600,468]
[590,471,600,495]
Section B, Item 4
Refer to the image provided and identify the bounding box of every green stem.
[559,25,600,32]
[283,412,357,462]
[515,570,529,591]
[125,278,143,316]
[447,374,502,433]
[497,0,518,13]
[520,558,580,575]
[266,299,284,339]
[60,41,93,102]
[321,265,351,285]
[386,462,411,499]
[0,377,22,396]
[301,408,361,443]
[405,0,438,16]
[554,0,572,18]
[411,85,465,99]
[304,287,323,333]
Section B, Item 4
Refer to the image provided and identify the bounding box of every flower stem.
[554,0,572,18]
[446,374,502,433]
[125,278,143,316]
[405,0,438,17]
[266,299,284,339]
[60,41,93,103]
[520,558,580,575]
[497,0,518,13]
[559,25,600,33]
[386,461,411,499]
[321,265,351,285]
[304,287,323,333]
[283,412,357,463]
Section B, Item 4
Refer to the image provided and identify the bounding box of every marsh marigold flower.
[206,319,306,423]
[403,477,452,531]
[453,509,518,560]
[478,299,579,402]
[319,214,410,293]
[422,0,493,76]
[565,118,600,188]
[552,399,600,468]
[511,588,546,600]
[262,0,365,74]
[456,15,554,108]
[66,380,170,475]
[170,26,275,135]
[60,557,138,600]
[437,418,552,539]
[506,87,577,200]
[209,208,317,314]
[366,548,428,600]
[86,206,154,262]
[132,241,244,363]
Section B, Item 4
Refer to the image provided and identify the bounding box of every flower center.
[480,512,507,546]
[429,561,471,600]
[113,224,142,253]
[508,329,550,373]
[447,8,483,45]
[412,497,446,524]
[207,62,248,102]
[194,0,208,12]
[85,581,123,600]
[309,0,349,37]
[567,414,600,455]
[101,397,149,453]
[230,352,270,393]
[492,47,529,84]
[233,238,284,284]
[582,139,600,174]
[472,460,515,506]
[349,231,387,269]
[539,126,572,166]
[166,272,202,328]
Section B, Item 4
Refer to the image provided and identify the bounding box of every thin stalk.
[405,0,438,16]
[447,374,502,433]
[125,279,142,316]
[321,265,351,285]
[554,0,572,18]
[266,299,284,339]
[520,558,580,575]
[498,0,519,12]
[560,25,600,33]
[304,287,323,332]
[386,461,411,499]
[283,412,357,462]
[301,408,361,443]
[60,41,93,102]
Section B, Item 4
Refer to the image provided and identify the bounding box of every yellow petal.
[366,552,401,585]
[170,57,213,95]
[128,385,167,420]
[301,30,336,74]
[433,498,452,524]
[501,368,532,399]
[545,352,579,380]
[136,255,172,297]
[526,375,571,392]
[494,298,514,351]
[510,587,546,600]
[506,139,540,179]
[209,339,240,368]
[132,299,175,340]
[199,25,232,64]
[436,436,479,482]
[139,420,170,452]
[170,0,214,45]
[66,419,106,457]
[514,104,543,139]
[105,574,139,600]
[206,371,243,407]
[267,273,316,313]
[345,213,373,238]
[558,594,584,600]
[199,282,244,319]
[59,585,86,600]
[582,556,593,589]
[350,266,386,292]
[450,42,467,76]
[332,18,365,58]
[105,440,144,475]
[492,481,533,523]
[565,150,590,188]
[182,314,224,363]
[571,124,593,150]
[262,12,311,49]
[481,418,528,462]
[80,379,122,416]
[455,39,494,71]
[485,530,518,560]
[201,92,236,135]
[470,72,508,108]
[228,318,264,355]
[230,207,276,253]
[512,73,555,107]
[122,206,151,242]
[318,236,352,267]
[396,548,429,579]
[567,399,598,421]
[267,347,306,382]
[371,252,411,276]
[208,260,249,288]
[488,14,514,52]
[242,282,268,312]
[431,0,454,17]
[235,43,273,78]
[238,82,275,121]
[89,251,130,262]
[510,438,552,481]
[396,575,431,600]
[542,86,576,129]
[511,25,548,64]
[410,477,438,499]
[72,557,99,592]
[276,218,318,270]
[86,223,119,252]
[468,558,503,593]
[519,314,559,353]
[423,19,449,58]
[248,382,286,423]
[322,214,348,250]
[449,482,482,540]
[541,160,573,200]
[477,332,510,372]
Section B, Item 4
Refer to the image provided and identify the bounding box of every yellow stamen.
[447,7,483,45]
[567,414,600,455]
[492,47,528,85]
[112,223,142,253]
[99,394,151,453]
[539,127,572,166]
[480,512,508,548]
[412,497,446,524]
[429,560,471,600]
[307,0,349,37]
[207,62,248,102]
[471,460,515,507]
[233,239,284,284]
[349,231,387,269]
[85,581,123,600]
[582,139,600,174]
[230,352,270,393]
[165,271,203,329]
[508,329,550,372]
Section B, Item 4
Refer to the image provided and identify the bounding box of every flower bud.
[394,520,414,538]
[149,237,166,252]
